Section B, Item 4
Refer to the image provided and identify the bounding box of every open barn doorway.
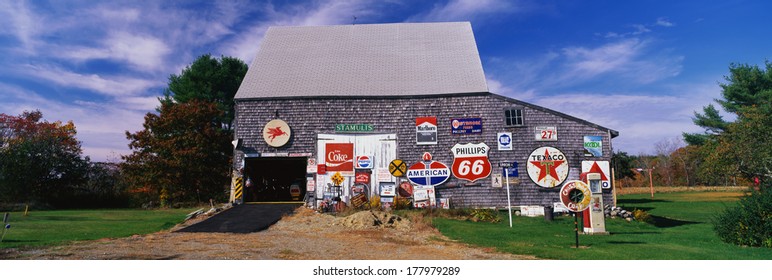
[242,157,306,202]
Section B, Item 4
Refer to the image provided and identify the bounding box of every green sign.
[335,124,374,132]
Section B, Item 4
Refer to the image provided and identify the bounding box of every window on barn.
[504,108,524,126]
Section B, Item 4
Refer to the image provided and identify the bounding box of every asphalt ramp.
[176,203,301,233]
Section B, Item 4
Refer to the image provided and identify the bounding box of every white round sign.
[526,146,569,188]
[262,119,291,147]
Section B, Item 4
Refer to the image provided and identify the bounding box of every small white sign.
[307,158,318,173]
[535,126,558,141]
[497,132,513,150]
[306,178,315,192]
[491,173,503,188]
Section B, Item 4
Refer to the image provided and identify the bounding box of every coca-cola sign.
[325,143,354,174]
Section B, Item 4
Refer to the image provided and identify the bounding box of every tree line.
[614,61,771,189]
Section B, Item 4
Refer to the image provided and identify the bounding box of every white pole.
[505,167,512,228]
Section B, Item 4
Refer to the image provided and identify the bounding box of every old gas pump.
[582,173,607,234]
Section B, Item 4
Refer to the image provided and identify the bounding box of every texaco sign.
[527,146,569,188]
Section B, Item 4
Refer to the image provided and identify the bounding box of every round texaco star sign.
[527,146,569,188]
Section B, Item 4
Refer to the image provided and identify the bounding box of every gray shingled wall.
[235,93,615,208]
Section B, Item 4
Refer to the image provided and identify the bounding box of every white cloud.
[18,64,162,97]
[0,82,149,162]
[525,82,723,155]
[562,38,645,79]
[0,0,40,53]
[409,0,519,22]
[656,17,675,27]
[219,0,384,62]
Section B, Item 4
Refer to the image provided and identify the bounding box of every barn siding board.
[235,92,615,208]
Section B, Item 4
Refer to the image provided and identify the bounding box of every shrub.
[633,209,653,224]
[393,195,413,210]
[713,183,772,248]
[368,195,381,210]
[468,208,501,223]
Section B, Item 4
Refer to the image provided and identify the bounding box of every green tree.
[162,54,248,130]
[122,100,232,206]
[684,61,772,183]
[0,110,88,204]
[611,151,637,181]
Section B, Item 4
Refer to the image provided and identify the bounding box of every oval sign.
[263,119,291,147]
[560,180,592,212]
[527,146,569,188]
[406,153,450,187]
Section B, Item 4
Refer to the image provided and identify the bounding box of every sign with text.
[416,117,438,145]
[581,161,611,189]
[534,126,557,141]
[335,124,374,133]
[325,143,354,174]
[451,117,482,134]
[583,136,603,157]
[407,153,451,187]
[527,146,569,188]
[497,132,513,150]
[451,143,492,182]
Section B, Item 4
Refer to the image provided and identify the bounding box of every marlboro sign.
[416,117,438,145]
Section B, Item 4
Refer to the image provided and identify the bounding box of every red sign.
[355,171,370,184]
[325,143,354,173]
[451,143,492,182]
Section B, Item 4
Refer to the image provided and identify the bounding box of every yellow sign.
[331,172,345,186]
[388,159,407,177]
[234,177,244,201]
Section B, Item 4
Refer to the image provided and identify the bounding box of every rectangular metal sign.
[584,136,603,157]
[535,126,557,141]
[451,117,482,134]
[416,116,438,145]
[335,124,374,132]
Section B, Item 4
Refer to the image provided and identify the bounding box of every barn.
[231,22,618,212]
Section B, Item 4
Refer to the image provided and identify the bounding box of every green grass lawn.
[0,208,195,249]
[432,191,772,259]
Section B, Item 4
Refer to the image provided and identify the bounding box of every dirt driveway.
[2,207,534,260]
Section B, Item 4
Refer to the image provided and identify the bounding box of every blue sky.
[1,0,770,162]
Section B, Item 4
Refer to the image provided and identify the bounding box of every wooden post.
[574,213,580,248]
[648,168,654,198]
[611,167,617,206]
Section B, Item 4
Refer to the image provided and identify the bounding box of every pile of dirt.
[340,211,410,230]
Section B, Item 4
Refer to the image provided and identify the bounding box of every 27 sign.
[534,126,557,141]
[451,143,492,182]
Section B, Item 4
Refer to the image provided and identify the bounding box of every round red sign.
[559,180,592,212]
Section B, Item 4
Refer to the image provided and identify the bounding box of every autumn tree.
[0,110,88,204]
[122,100,232,206]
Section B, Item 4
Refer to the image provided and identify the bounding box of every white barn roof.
[235,22,489,99]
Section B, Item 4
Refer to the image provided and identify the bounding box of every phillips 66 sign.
[451,143,492,182]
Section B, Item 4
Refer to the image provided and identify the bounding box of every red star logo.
[530,149,565,182]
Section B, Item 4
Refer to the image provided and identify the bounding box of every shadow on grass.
[608,241,647,245]
[609,231,661,235]
[650,215,701,228]
[617,199,670,204]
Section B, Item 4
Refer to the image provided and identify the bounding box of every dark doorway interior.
[243,157,306,202]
